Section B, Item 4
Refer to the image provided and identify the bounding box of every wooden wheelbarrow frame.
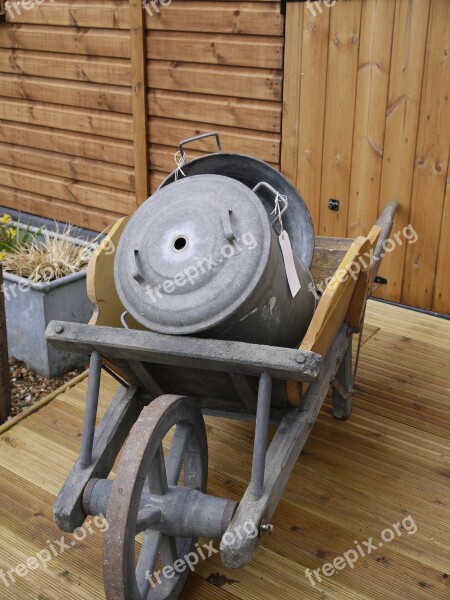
[46,201,398,593]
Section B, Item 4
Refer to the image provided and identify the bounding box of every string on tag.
[271,192,287,233]
[174,150,187,181]
[268,190,301,298]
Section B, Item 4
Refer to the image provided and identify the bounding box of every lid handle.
[131,246,145,285]
[221,207,237,244]
[178,132,222,161]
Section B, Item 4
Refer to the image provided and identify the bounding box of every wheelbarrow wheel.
[103,394,208,600]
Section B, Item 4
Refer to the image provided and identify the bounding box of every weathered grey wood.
[332,335,353,419]
[110,356,270,409]
[315,236,355,251]
[46,321,323,382]
[86,478,236,539]
[54,384,141,532]
[220,324,350,569]
[310,237,352,289]
[80,351,102,468]
[130,357,294,411]
[0,266,11,423]
[229,373,258,412]
[250,373,272,497]
[127,360,163,397]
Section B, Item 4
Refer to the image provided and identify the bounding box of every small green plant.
[0,213,42,260]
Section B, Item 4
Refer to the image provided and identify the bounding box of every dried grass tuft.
[2,226,92,282]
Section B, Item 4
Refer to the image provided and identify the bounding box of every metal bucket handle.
[252,182,289,234]
[178,132,223,161]
[120,311,131,329]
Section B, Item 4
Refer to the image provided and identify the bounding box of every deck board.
[0,299,449,599]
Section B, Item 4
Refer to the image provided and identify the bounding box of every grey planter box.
[2,228,94,378]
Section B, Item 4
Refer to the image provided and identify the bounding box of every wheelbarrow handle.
[372,200,399,279]
[178,132,222,160]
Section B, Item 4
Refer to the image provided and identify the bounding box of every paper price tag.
[279,230,301,298]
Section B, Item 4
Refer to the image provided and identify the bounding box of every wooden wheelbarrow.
[46,201,398,600]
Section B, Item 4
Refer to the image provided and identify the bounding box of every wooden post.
[0,265,11,423]
[130,0,150,205]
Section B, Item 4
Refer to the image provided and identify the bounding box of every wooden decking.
[0,299,449,600]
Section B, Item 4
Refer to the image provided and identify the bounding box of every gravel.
[5,358,87,420]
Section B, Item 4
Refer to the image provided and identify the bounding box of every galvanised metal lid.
[159,151,315,268]
[114,175,272,334]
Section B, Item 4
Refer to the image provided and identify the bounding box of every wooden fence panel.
[281,0,450,314]
[0,24,131,57]
[145,0,284,192]
[0,0,283,230]
[0,1,135,232]
[0,0,447,315]
[401,0,450,310]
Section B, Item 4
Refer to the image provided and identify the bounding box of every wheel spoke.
[136,506,162,535]
[147,444,168,495]
[160,535,179,567]
[166,423,192,486]
[136,530,162,597]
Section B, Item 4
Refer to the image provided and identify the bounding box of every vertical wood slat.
[401,0,450,310]
[318,0,362,238]
[0,265,11,424]
[130,0,150,205]
[377,0,431,303]
[280,2,303,185]
[295,4,330,230]
[347,0,395,239]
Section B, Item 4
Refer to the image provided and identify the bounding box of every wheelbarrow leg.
[332,335,353,420]
[250,372,272,498]
[80,351,102,468]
